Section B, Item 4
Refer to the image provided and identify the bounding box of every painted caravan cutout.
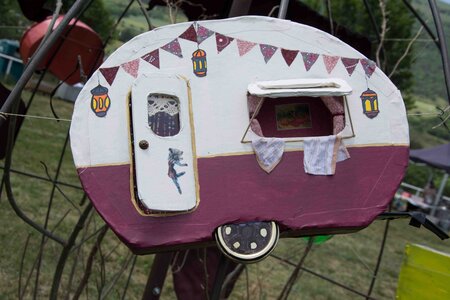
[70,17,409,254]
[131,74,198,212]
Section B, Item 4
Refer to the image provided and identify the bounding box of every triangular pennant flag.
[215,33,234,53]
[341,57,359,76]
[252,138,285,173]
[260,44,277,63]
[301,52,319,71]
[237,39,256,56]
[99,66,119,86]
[179,24,197,42]
[161,39,183,58]
[197,24,214,44]
[281,49,299,66]
[360,58,377,77]
[121,59,140,78]
[323,55,340,74]
[141,49,160,69]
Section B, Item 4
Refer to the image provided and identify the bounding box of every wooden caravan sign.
[70,17,409,254]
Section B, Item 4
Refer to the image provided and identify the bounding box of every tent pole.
[431,173,449,216]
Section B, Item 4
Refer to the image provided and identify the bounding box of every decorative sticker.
[301,52,319,71]
[161,38,183,58]
[237,39,257,57]
[360,89,379,118]
[260,44,277,63]
[141,49,160,69]
[323,55,340,74]
[168,148,188,194]
[90,84,111,117]
[215,33,234,53]
[281,49,299,66]
[192,49,207,77]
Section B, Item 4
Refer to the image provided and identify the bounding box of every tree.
[301,0,415,107]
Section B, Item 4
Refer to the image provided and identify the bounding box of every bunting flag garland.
[237,39,257,56]
[179,24,197,42]
[121,59,140,78]
[197,24,214,44]
[141,49,160,69]
[281,49,299,66]
[323,55,340,74]
[99,66,119,86]
[301,52,319,71]
[97,24,379,87]
[341,57,359,76]
[161,39,183,58]
[260,44,277,63]
[360,59,376,78]
[215,33,234,53]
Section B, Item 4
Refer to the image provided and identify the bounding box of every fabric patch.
[281,49,299,66]
[215,33,234,53]
[121,58,140,78]
[99,66,119,86]
[237,39,256,56]
[303,135,349,175]
[252,138,285,173]
[341,57,359,76]
[323,55,340,74]
[141,49,160,69]
[259,44,277,63]
[251,119,264,137]
[179,24,197,42]
[360,59,377,77]
[301,52,319,71]
[161,39,183,58]
[196,25,214,44]
[247,94,263,115]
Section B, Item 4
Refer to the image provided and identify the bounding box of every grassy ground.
[0,85,449,299]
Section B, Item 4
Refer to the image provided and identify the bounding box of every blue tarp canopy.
[410,143,450,174]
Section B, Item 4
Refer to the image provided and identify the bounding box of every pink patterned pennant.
[341,57,359,76]
[141,49,160,69]
[323,55,340,74]
[215,33,234,53]
[99,66,119,86]
[281,49,299,66]
[161,39,183,58]
[360,58,377,77]
[121,59,140,78]
[237,39,256,56]
[301,52,319,71]
[260,44,277,63]
[179,24,197,42]
[197,24,214,44]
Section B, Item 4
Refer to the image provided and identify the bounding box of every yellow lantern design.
[192,49,207,77]
[360,89,379,119]
[90,84,111,117]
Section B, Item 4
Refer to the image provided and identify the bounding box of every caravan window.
[147,93,181,137]
[247,79,350,140]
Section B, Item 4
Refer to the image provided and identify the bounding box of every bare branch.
[389,26,424,78]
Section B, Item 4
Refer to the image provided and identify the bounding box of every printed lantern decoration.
[360,89,379,119]
[192,49,207,77]
[90,84,111,117]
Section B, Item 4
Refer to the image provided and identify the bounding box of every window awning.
[247,78,352,98]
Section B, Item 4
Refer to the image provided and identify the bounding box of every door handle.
[139,140,149,150]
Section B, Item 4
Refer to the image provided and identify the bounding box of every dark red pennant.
[99,66,119,86]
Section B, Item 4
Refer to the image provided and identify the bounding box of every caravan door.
[131,74,198,212]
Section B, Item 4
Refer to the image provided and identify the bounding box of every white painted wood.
[131,73,197,212]
[248,78,352,97]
